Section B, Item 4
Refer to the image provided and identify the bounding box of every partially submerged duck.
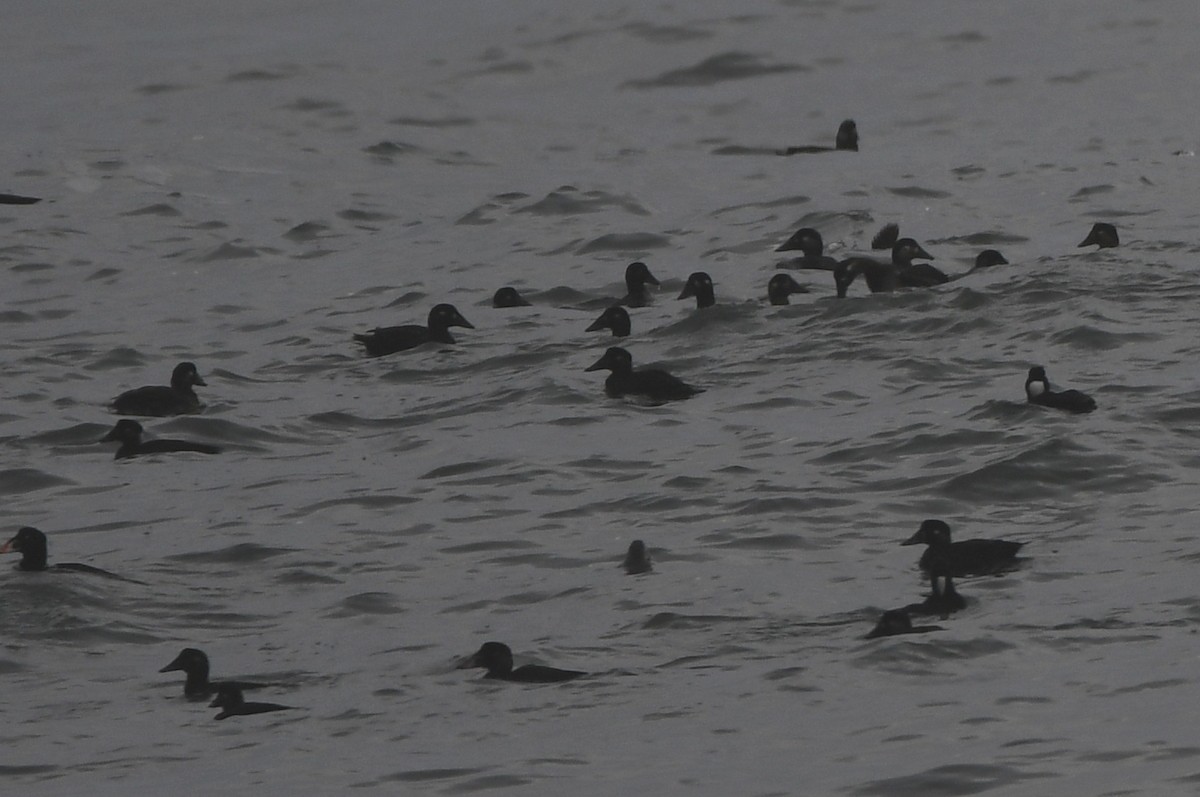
[492,287,531,308]
[1025,366,1097,413]
[1078,222,1119,249]
[353,303,474,357]
[457,641,585,683]
[585,347,703,403]
[775,227,840,271]
[100,419,220,459]
[111,361,206,417]
[778,119,858,155]
[620,262,660,307]
[767,273,809,305]
[622,540,652,575]
[585,305,631,338]
[678,272,715,309]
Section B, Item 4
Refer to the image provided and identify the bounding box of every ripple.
[623,52,806,88]
[0,468,75,495]
[166,543,297,564]
[851,763,1053,795]
[575,232,672,254]
[940,438,1163,501]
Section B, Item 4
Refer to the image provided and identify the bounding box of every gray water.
[4,0,1200,793]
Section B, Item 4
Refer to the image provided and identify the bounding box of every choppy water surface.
[4,0,1200,793]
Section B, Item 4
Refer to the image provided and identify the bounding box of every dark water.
[3,0,1200,793]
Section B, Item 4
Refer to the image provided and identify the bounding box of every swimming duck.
[0,526,140,582]
[1078,222,1119,249]
[893,238,948,287]
[353,303,474,357]
[492,287,531,308]
[100,419,220,459]
[111,361,206,417]
[620,262,660,307]
[2,526,75,572]
[622,540,652,575]
[1025,366,1097,413]
[210,685,293,720]
[457,641,585,683]
[834,238,943,297]
[901,519,1024,577]
[778,119,858,155]
[678,272,715,309]
[767,273,809,305]
[585,305,631,338]
[585,347,703,403]
[775,228,840,271]
[159,648,270,699]
[864,609,943,640]
[867,222,950,289]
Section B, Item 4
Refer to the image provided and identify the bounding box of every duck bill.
[914,246,934,260]
[677,285,695,300]
[453,313,475,330]
[158,654,186,673]
[100,429,119,443]
[585,317,607,333]
[0,538,14,554]
[1077,232,1098,247]
[900,530,923,546]
[584,355,609,372]
[455,652,482,670]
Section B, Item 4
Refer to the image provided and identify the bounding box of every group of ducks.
[153,639,586,720]
[1,522,588,708]
[864,519,1025,639]
[9,188,222,459]
[4,180,1112,704]
[98,361,220,459]
[158,647,295,720]
[6,515,1029,713]
[0,514,1032,697]
[349,217,1112,408]
[618,515,1028,645]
